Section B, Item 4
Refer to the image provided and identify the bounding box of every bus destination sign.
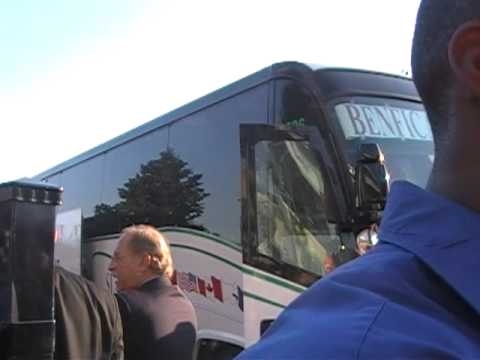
[335,102,432,141]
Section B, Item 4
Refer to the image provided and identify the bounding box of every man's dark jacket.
[116,275,197,360]
[54,266,124,360]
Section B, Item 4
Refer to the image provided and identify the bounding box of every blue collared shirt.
[236,181,480,359]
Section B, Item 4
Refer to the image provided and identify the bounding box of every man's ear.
[140,253,152,269]
[449,20,480,96]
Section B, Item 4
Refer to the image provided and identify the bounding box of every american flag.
[178,272,198,293]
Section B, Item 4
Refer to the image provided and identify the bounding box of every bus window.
[274,79,319,128]
[196,339,243,360]
[102,128,168,209]
[169,84,268,245]
[254,139,339,277]
[60,155,105,218]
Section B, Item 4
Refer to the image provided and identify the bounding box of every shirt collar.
[379,181,480,313]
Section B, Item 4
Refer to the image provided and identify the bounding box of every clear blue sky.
[1,0,146,91]
[0,0,422,182]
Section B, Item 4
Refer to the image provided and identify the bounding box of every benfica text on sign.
[335,103,432,141]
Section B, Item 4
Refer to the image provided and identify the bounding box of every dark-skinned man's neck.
[427,155,480,213]
[426,97,480,212]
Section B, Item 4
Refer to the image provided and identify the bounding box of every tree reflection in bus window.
[86,149,210,238]
[168,84,268,245]
[255,140,340,276]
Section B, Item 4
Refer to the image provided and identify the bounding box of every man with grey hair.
[109,225,197,360]
[236,0,480,358]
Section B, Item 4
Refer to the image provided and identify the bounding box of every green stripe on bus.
[162,228,304,293]
[160,227,242,252]
[243,291,285,309]
[241,266,305,293]
[171,244,244,271]
[88,227,242,252]
[170,244,305,294]
[92,251,112,259]
[88,233,120,242]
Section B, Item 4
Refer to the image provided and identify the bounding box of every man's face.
[109,234,144,291]
[357,240,372,256]
[323,255,336,274]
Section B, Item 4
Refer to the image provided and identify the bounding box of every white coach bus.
[35,62,434,359]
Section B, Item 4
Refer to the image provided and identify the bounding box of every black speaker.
[0,181,62,360]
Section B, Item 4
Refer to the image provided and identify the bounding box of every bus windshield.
[332,97,434,188]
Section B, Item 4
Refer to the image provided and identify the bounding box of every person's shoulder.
[237,277,385,359]
[115,286,148,317]
[313,242,434,316]
[329,242,424,290]
[237,244,427,359]
[56,266,118,308]
[118,278,192,307]
[116,285,161,323]
[117,279,196,323]
[56,266,91,293]
[167,285,196,314]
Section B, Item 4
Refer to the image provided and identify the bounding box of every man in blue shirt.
[237,0,480,358]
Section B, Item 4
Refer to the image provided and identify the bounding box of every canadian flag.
[197,276,223,302]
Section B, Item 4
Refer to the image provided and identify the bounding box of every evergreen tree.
[88,150,209,236]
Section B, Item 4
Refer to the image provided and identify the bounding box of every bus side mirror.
[355,143,388,212]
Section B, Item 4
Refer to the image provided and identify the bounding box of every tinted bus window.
[270,79,343,276]
[274,79,319,128]
[254,139,337,276]
[60,155,105,218]
[169,84,268,244]
[102,129,168,207]
[86,128,169,238]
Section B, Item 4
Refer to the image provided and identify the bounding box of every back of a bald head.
[412,0,480,139]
